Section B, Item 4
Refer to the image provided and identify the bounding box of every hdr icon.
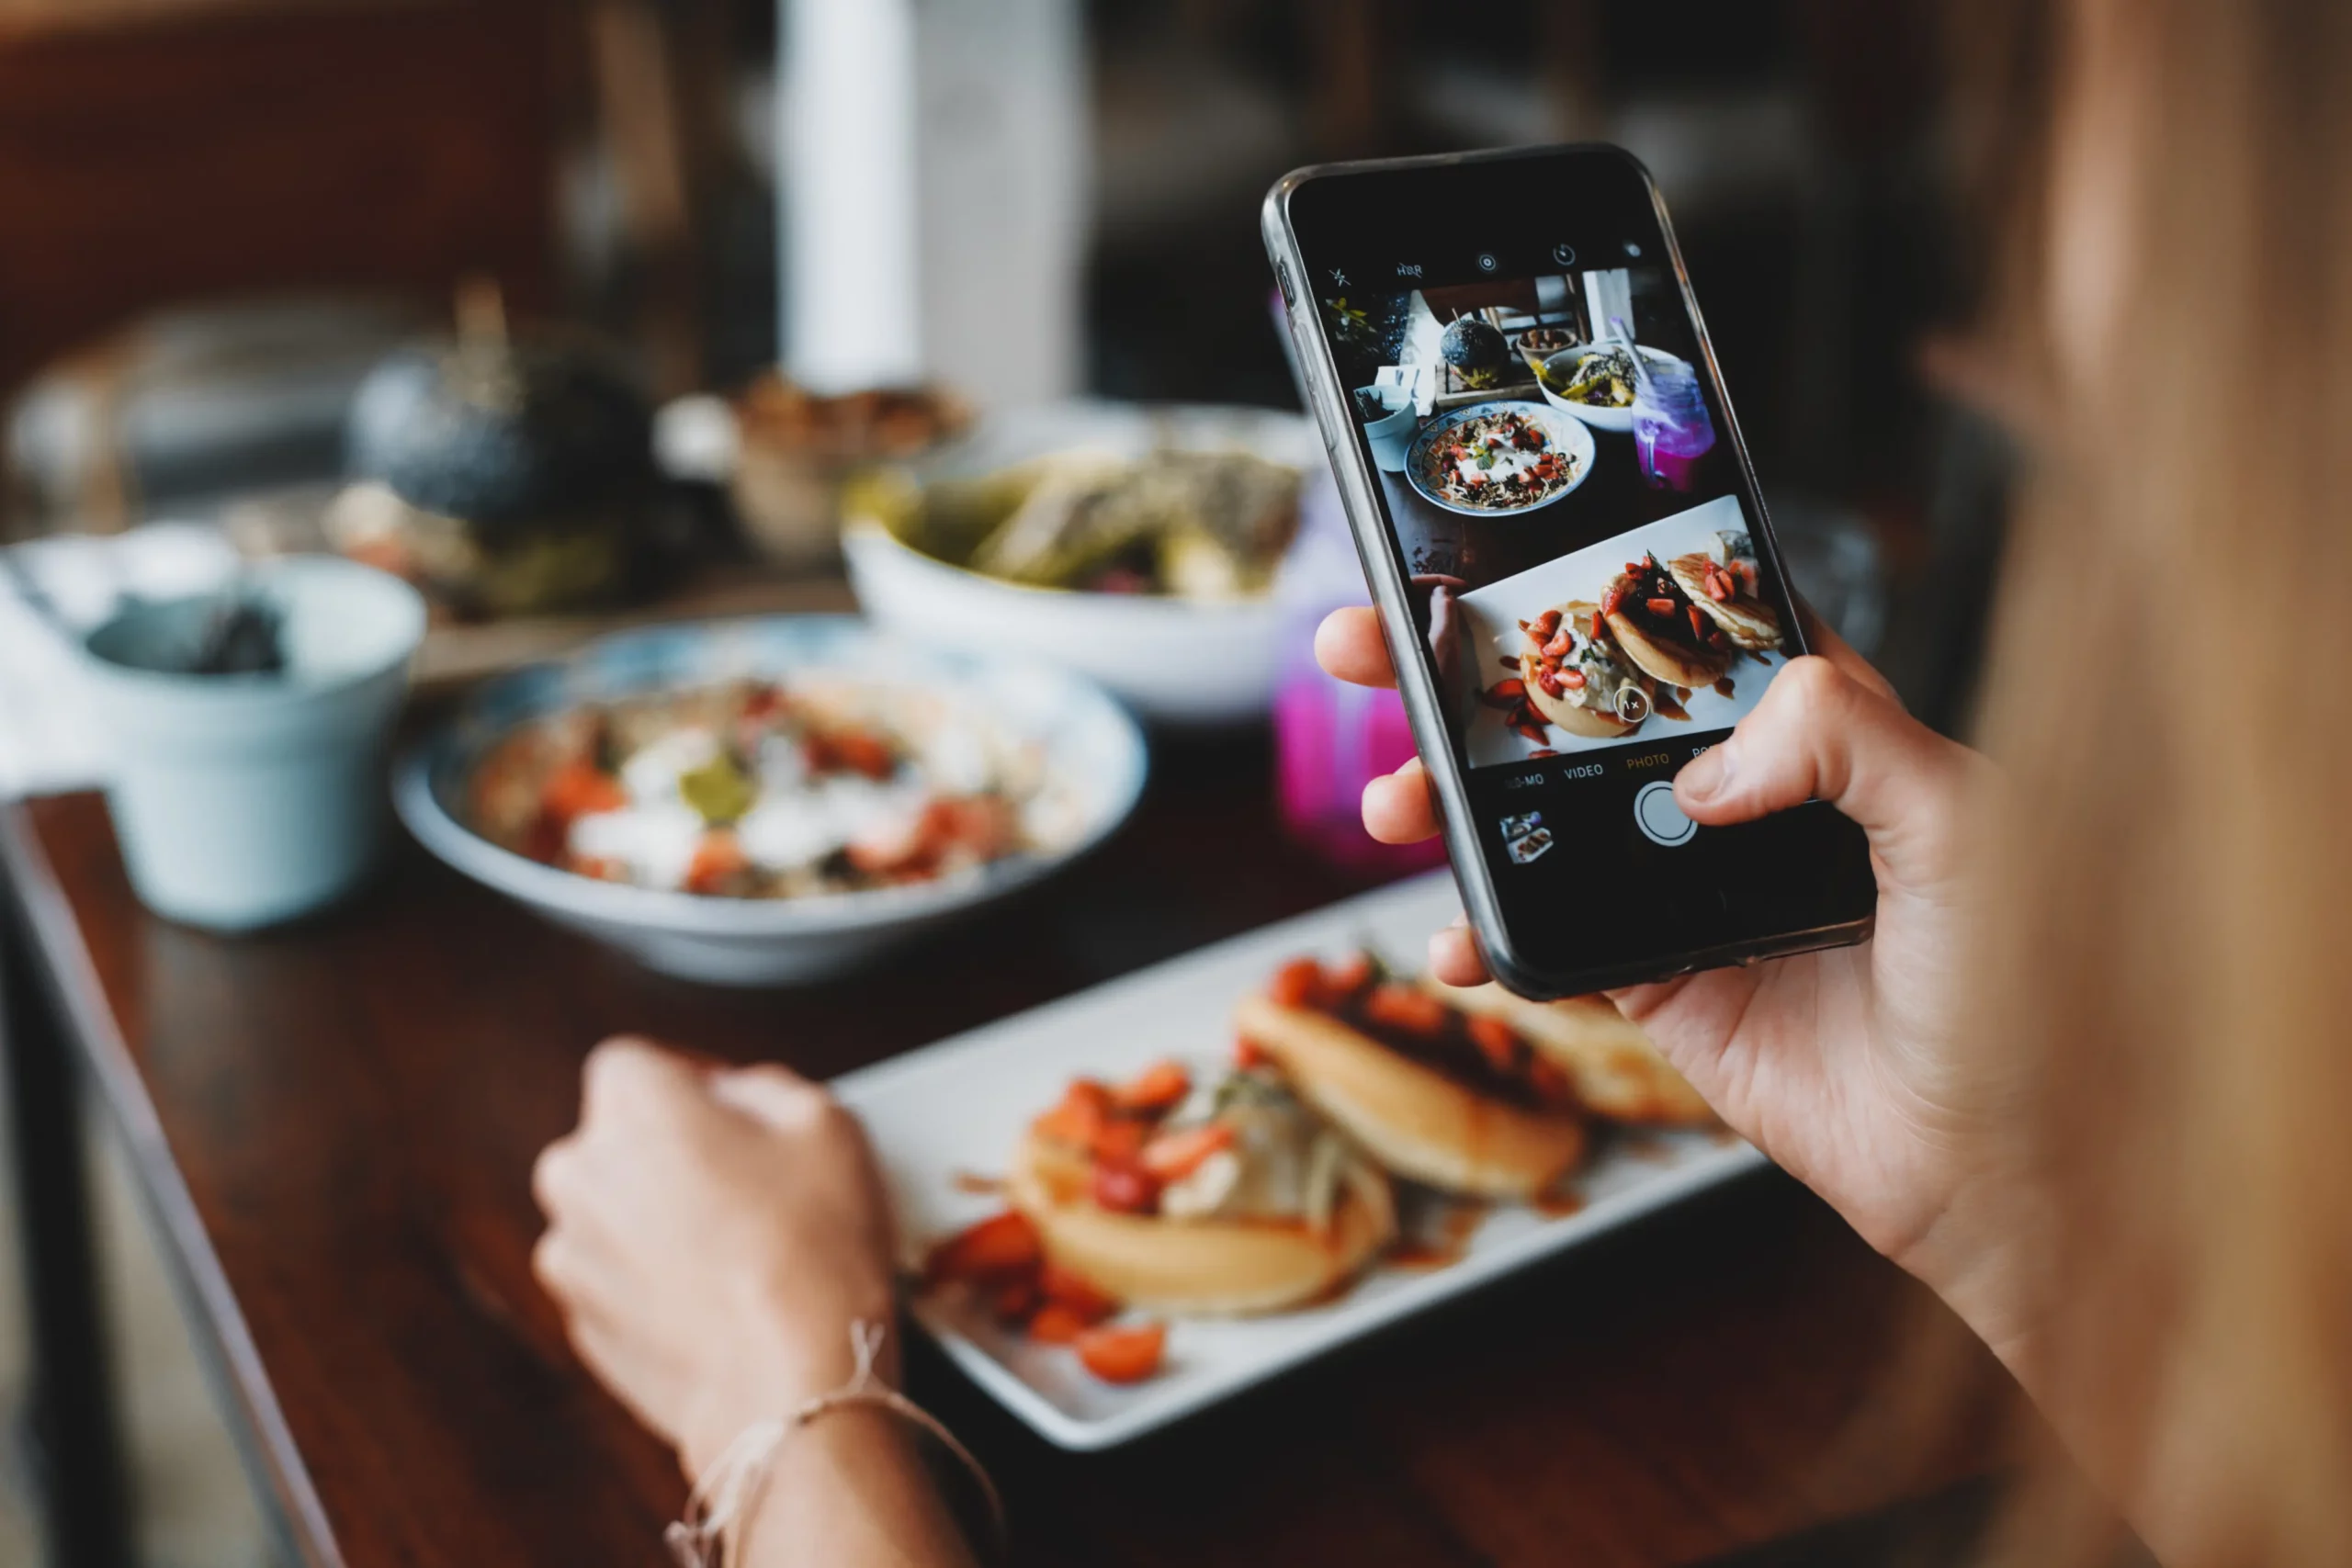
[1395,262,1423,278]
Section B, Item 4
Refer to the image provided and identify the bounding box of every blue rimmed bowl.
[392,615,1148,985]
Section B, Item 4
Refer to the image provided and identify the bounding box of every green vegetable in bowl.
[679,753,757,826]
[864,448,1303,600]
[1558,347,1639,409]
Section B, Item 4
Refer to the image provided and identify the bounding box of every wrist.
[1886,1172,2060,1388]
[677,1283,899,1478]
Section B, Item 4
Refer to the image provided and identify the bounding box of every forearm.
[731,1410,980,1568]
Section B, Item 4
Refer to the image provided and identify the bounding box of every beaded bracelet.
[663,1320,1005,1568]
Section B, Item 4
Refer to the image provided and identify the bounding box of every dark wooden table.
[0,734,2025,1568]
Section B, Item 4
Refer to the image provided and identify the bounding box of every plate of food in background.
[394,615,1145,985]
[1403,400,1597,517]
[839,870,1755,1450]
[1534,343,1693,434]
[840,401,1316,725]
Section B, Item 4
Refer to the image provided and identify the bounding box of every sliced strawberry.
[1111,1059,1191,1114]
[542,759,626,824]
[1363,982,1449,1035]
[924,1212,1042,1285]
[1031,1080,1113,1146]
[1038,1261,1122,1322]
[1140,1122,1236,1181]
[1268,956,1327,1009]
[1026,1303,1090,1344]
[684,832,748,895]
[1089,1116,1149,1166]
[1465,1014,1520,1072]
[1091,1161,1159,1214]
[991,1278,1040,1323]
[1075,1321,1168,1384]
[1526,1056,1576,1107]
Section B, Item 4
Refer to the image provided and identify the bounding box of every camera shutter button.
[1634,780,1697,847]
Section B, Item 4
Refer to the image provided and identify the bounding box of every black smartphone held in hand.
[1264,144,1874,998]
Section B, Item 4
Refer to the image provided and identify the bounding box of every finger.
[1314,607,1398,691]
[1361,758,1442,844]
[1427,920,1488,987]
[530,1134,581,1219]
[531,1226,594,1308]
[582,1035,697,1122]
[1791,595,1898,703]
[1673,656,1978,888]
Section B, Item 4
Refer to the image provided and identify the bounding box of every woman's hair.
[1959,0,2352,1562]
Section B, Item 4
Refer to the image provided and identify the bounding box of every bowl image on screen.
[1534,344,1693,434]
[394,615,1148,985]
[1403,400,1597,518]
[842,401,1317,726]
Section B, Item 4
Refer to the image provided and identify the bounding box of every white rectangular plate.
[833,871,1763,1450]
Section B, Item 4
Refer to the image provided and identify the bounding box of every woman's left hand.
[530,1038,899,1478]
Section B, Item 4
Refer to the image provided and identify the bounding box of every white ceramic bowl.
[1535,345,1691,434]
[1402,400,1598,518]
[842,401,1317,727]
[393,615,1148,986]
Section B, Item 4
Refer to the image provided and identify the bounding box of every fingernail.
[1678,742,1735,805]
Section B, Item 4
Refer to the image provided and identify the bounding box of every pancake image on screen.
[1506,600,1653,740]
[1600,554,1734,689]
[1666,522,1783,655]
[1455,494,1789,765]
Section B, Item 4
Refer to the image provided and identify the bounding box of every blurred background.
[0,0,2009,1562]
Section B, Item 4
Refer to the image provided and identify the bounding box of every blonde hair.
[1960,0,2352,1562]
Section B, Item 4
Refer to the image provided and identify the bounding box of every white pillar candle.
[782,0,924,393]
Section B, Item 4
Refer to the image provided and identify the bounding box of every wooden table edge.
[2,797,346,1568]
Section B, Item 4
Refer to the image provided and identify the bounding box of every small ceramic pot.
[80,557,425,931]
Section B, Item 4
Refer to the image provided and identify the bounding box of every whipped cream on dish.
[1450,437,1548,490]
[569,801,707,890]
[569,719,933,890]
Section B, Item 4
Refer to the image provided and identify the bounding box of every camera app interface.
[1317,253,1799,869]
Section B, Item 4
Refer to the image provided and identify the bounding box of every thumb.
[1672,656,1982,889]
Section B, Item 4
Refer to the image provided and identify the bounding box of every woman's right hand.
[1316,610,2042,1363]
[531,1040,900,1478]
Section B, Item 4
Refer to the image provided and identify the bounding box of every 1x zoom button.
[1634,780,1697,847]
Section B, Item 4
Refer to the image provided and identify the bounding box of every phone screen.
[1280,151,1871,990]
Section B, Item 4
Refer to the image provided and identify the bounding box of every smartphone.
[1264,144,1874,998]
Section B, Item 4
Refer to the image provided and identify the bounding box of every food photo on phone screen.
[1317,262,1797,771]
